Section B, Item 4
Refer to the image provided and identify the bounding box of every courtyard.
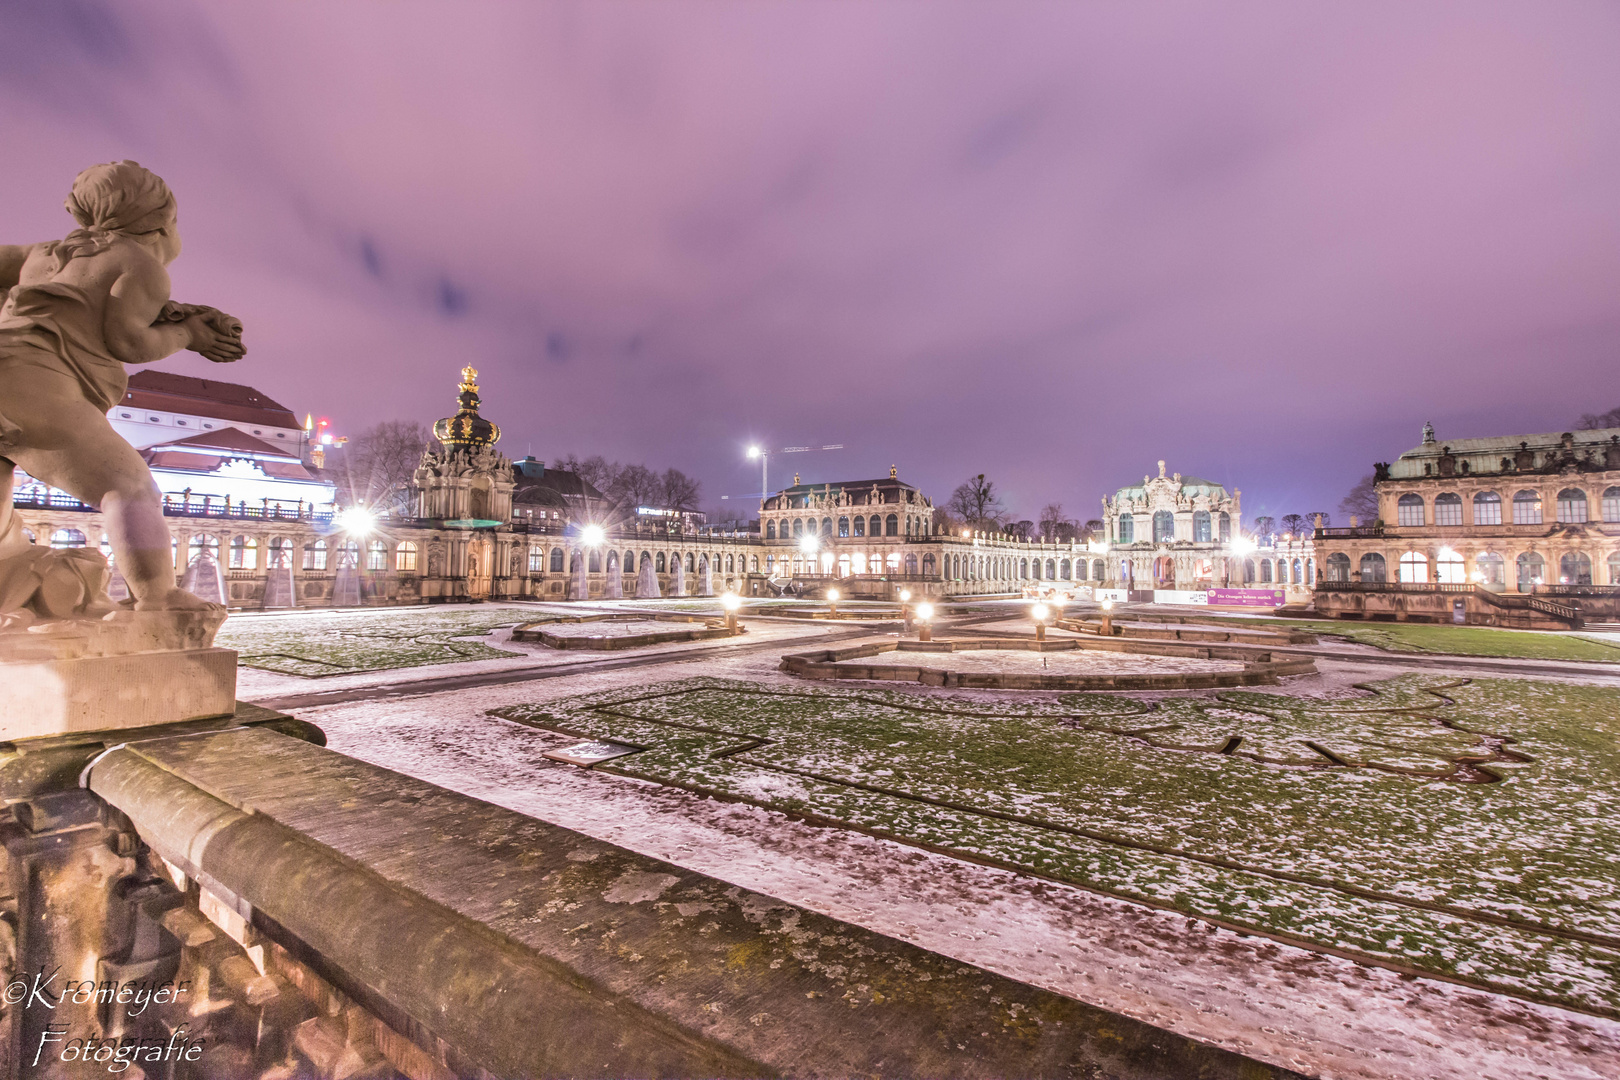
[235,599,1620,1080]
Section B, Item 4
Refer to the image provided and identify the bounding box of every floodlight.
[581,524,606,546]
[336,507,375,535]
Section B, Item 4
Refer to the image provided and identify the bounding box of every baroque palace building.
[1312,422,1620,627]
[14,366,1090,609]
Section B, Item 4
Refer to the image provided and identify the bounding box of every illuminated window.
[1512,490,1542,525]
[1436,550,1464,583]
[304,539,327,570]
[1399,551,1428,582]
[1604,486,1620,523]
[1515,552,1544,591]
[1472,491,1501,526]
[1193,511,1211,542]
[1556,489,1588,524]
[1560,552,1592,585]
[229,535,257,569]
[50,528,87,548]
[1475,552,1503,584]
[853,515,865,537]
[396,542,418,572]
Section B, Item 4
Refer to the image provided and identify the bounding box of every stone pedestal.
[1,609,236,740]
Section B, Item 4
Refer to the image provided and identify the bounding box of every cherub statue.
[0,161,244,619]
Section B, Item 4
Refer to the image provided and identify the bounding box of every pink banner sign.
[1206,588,1286,607]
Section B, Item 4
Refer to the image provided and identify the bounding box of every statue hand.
[183,311,246,364]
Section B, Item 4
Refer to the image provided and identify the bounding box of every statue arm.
[103,258,245,365]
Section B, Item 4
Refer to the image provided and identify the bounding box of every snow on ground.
[278,642,1620,1080]
[535,619,717,638]
[852,647,1243,674]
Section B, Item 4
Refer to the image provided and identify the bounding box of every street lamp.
[580,523,606,547]
[747,445,767,504]
[721,590,742,632]
[1100,598,1115,637]
[826,587,839,618]
[1032,602,1050,642]
[915,601,935,642]
[336,506,376,536]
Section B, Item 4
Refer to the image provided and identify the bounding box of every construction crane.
[743,443,844,502]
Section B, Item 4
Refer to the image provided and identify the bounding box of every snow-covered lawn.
[494,673,1620,1016]
[217,605,536,676]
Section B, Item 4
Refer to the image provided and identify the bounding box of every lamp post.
[899,587,912,632]
[915,602,934,642]
[1032,602,1050,642]
[1100,598,1115,637]
[826,587,839,618]
[747,445,767,504]
[721,590,741,633]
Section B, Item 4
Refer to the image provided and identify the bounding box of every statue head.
[60,161,179,264]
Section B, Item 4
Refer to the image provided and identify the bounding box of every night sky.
[3,2,1617,525]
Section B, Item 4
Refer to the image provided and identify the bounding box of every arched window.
[905,553,918,574]
[1290,558,1302,583]
[395,541,418,572]
[1609,551,1620,585]
[792,518,803,538]
[656,552,667,572]
[1045,559,1056,578]
[528,546,544,573]
[1473,491,1502,526]
[362,540,386,571]
[1604,486,1620,523]
[1560,552,1593,586]
[338,540,360,569]
[1397,494,1425,527]
[1259,560,1272,583]
[1093,559,1105,581]
[853,515,865,537]
[50,527,87,548]
[764,554,774,573]
[1032,559,1042,580]
[885,514,898,536]
[1243,559,1256,583]
[922,553,936,575]
[189,534,219,561]
[1436,549,1464,583]
[838,516,850,537]
[685,552,695,572]
[1399,551,1428,582]
[1359,552,1386,582]
[304,538,327,570]
[229,535,258,569]
[1218,512,1231,542]
[750,555,760,572]
[1153,510,1174,542]
[268,537,293,568]
[640,550,652,571]
[1060,558,1071,579]
[1512,490,1542,525]
[623,550,635,572]
[1475,552,1503,585]
[1118,516,1134,543]
[1193,511,1211,543]
[725,554,734,572]
[766,521,776,540]
[1325,553,1351,581]
[1556,488,1589,524]
[869,515,882,536]
[1018,558,1028,579]
[1516,552,1544,591]
[1434,493,1463,527]
[588,549,602,573]
[819,517,831,536]
[606,551,619,573]
[888,552,902,573]
[550,547,565,572]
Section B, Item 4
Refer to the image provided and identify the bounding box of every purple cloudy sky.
[3,2,1618,524]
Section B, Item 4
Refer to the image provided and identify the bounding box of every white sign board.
[1152,589,1209,605]
[1093,588,1130,603]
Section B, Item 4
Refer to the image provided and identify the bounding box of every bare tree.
[658,468,703,513]
[1083,518,1104,540]
[1251,516,1277,543]
[1008,519,1035,540]
[1280,513,1308,536]
[1038,502,1070,536]
[947,474,1007,531]
[336,420,433,514]
[1579,405,1620,430]
[1339,473,1379,521]
[1304,511,1331,530]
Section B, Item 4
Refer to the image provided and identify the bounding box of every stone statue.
[0,162,244,623]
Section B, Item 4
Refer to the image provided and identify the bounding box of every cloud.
[2,1,1617,520]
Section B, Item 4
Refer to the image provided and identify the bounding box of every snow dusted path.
[272,641,1620,1080]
